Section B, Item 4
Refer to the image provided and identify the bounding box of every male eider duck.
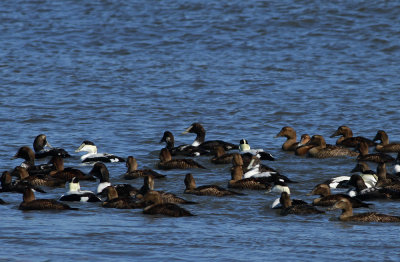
[59,177,101,202]
[305,135,359,158]
[75,140,125,163]
[89,162,138,197]
[279,192,324,216]
[182,122,238,152]
[356,141,395,163]
[308,184,370,208]
[142,191,194,217]
[238,139,275,161]
[123,156,166,180]
[19,188,78,211]
[158,148,205,170]
[160,131,208,156]
[184,173,244,196]
[329,198,400,222]
[373,130,400,153]
[102,186,144,209]
[275,126,300,151]
[330,126,375,147]
[48,156,96,182]
[33,134,70,159]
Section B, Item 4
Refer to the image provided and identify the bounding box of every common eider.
[279,192,324,216]
[142,191,194,217]
[373,130,400,153]
[123,156,166,180]
[158,148,206,170]
[75,140,125,163]
[19,188,78,211]
[59,177,101,202]
[184,173,244,196]
[306,135,359,158]
[330,126,375,147]
[33,134,70,159]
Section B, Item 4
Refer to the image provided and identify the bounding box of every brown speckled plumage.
[356,141,395,163]
[123,156,166,179]
[330,126,375,147]
[19,188,77,211]
[184,173,244,196]
[309,184,370,208]
[373,130,400,153]
[279,192,324,216]
[306,135,359,158]
[158,148,205,170]
[142,191,194,217]
[228,166,272,190]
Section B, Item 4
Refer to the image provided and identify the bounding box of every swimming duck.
[102,186,144,209]
[75,140,125,163]
[373,130,400,153]
[238,139,275,161]
[158,148,206,170]
[294,134,313,156]
[160,131,209,156]
[356,141,395,163]
[350,161,378,187]
[210,146,234,165]
[306,135,359,158]
[228,166,272,190]
[329,198,400,222]
[0,171,46,193]
[142,191,194,217]
[373,162,400,189]
[33,134,70,159]
[123,156,166,180]
[308,184,370,208]
[48,156,96,182]
[346,174,400,200]
[182,122,238,151]
[89,162,138,197]
[13,166,65,188]
[275,126,300,151]
[279,192,324,216]
[330,126,375,147]
[59,177,101,202]
[11,146,54,175]
[184,173,244,196]
[19,188,78,211]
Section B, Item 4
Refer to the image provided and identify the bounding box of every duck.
[182,122,238,152]
[228,165,272,190]
[346,174,400,200]
[142,191,194,217]
[294,134,313,156]
[33,134,70,159]
[160,131,209,156]
[350,161,378,188]
[279,192,324,216]
[305,135,359,158]
[329,198,400,222]
[322,176,352,189]
[123,156,166,180]
[102,186,144,209]
[19,188,78,211]
[158,148,206,170]
[0,171,46,193]
[48,156,96,182]
[184,173,244,196]
[373,162,400,189]
[268,180,308,209]
[308,183,371,208]
[75,140,125,163]
[373,130,400,153]
[11,146,54,175]
[356,141,395,163]
[275,126,300,151]
[210,146,234,164]
[89,162,138,197]
[59,177,101,202]
[238,139,275,161]
[330,126,375,147]
[13,166,65,188]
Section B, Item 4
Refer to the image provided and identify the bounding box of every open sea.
[1,0,400,261]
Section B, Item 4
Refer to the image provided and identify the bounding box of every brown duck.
[158,148,206,170]
[142,191,194,217]
[356,141,395,163]
[123,156,166,179]
[306,135,359,158]
[228,166,272,190]
[19,188,78,211]
[184,173,244,196]
[102,186,144,209]
[279,192,324,216]
[48,156,96,182]
[330,126,375,147]
[373,130,400,153]
[275,126,300,151]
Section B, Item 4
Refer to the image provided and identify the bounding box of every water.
[1,0,400,261]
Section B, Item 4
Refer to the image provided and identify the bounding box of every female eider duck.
[48,156,96,182]
[158,148,205,170]
[228,165,272,190]
[356,141,395,163]
[102,186,144,209]
[184,173,244,196]
[11,146,54,175]
[160,131,208,156]
[211,146,235,165]
[305,135,359,158]
[294,134,313,156]
[89,162,138,197]
[1,171,46,193]
[123,156,166,180]
[59,177,101,202]
[13,166,65,188]
[142,191,194,217]
[275,126,301,151]
[182,122,238,152]
[308,183,370,208]
[19,188,78,211]
[33,134,70,159]
[329,198,400,222]
[330,126,375,147]
[75,140,125,163]
[373,130,400,153]
[279,192,324,216]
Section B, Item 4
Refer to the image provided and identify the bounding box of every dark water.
[1,0,400,261]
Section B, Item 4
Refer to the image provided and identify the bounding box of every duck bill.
[75,143,85,152]
[182,125,193,134]
[330,130,340,138]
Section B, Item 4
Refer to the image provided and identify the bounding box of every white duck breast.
[75,141,125,163]
[59,178,101,202]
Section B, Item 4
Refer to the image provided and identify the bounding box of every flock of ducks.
[2,123,400,221]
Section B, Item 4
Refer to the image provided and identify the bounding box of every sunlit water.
[1,0,400,261]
